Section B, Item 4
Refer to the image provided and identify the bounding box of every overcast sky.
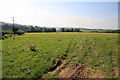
[0,0,119,29]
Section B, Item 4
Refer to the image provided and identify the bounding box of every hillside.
[1,22,120,33]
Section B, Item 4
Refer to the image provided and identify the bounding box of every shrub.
[2,31,13,34]
[2,31,13,39]
[17,30,25,35]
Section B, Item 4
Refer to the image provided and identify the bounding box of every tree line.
[27,26,81,32]
[1,22,119,34]
[27,26,56,32]
[61,28,81,32]
[1,22,81,32]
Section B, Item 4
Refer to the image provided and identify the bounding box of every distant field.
[2,32,119,78]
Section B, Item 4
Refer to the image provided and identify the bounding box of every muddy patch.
[46,60,90,78]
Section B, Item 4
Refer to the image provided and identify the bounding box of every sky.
[0,0,119,29]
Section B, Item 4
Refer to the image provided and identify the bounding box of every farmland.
[2,32,119,78]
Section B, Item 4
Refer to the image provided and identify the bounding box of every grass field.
[2,32,119,78]
[0,40,2,78]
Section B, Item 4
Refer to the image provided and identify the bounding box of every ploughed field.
[2,32,119,78]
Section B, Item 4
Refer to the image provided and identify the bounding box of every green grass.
[0,40,2,78]
[2,32,119,78]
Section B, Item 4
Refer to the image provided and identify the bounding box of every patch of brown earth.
[47,59,108,78]
[89,69,106,78]
[47,60,90,78]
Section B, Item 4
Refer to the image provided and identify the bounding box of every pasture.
[2,32,119,78]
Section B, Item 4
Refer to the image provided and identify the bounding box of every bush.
[2,31,13,39]
[17,30,25,35]
[4,34,12,38]
[2,34,12,39]
[2,31,13,35]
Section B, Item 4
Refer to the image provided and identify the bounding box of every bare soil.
[47,60,92,78]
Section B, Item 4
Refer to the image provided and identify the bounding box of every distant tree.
[61,28,65,32]
[51,28,56,32]
[71,28,74,32]
[38,28,43,32]
[54,28,56,32]
[35,26,38,29]
[66,28,73,32]
[12,26,19,34]
[44,28,50,32]
[17,30,25,35]
[74,28,80,32]
[66,29,69,32]
[30,26,35,32]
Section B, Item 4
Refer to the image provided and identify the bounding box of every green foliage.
[2,31,13,34]
[3,34,12,38]
[17,30,25,35]
[2,30,24,39]
[74,28,80,32]
[43,72,58,78]
[61,28,81,32]
[61,28,65,32]
[12,26,19,34]
[2,31,13,39]
[2,33,118,78]
[1,22,119,33]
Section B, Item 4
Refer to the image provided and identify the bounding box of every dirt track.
[47,60,91,78]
